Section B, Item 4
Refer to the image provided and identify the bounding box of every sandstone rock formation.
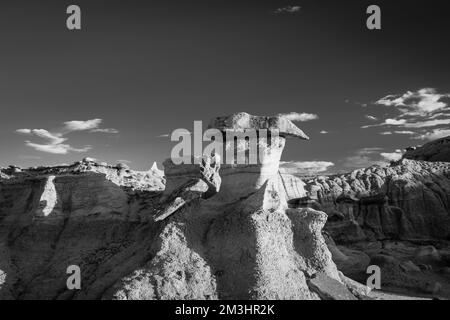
[154,155,221,222]
[0,113,362,300]
[0,158,167,299]
[304,159,450,242]
[403,136,450,162]
[208,112,310,140]
[206,112,308,203]
[110,113,353,300]
[298,151,450,298]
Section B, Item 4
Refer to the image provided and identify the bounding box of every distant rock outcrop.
[403,136,450,162]
[304,159,450,243]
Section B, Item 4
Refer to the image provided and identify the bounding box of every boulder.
[307,272,357,300]
[338,271,372,299]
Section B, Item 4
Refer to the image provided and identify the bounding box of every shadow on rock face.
[0,171,165,300]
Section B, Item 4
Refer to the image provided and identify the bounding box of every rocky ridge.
[301,144,450,298]
[303,159,450,242]
[2,117,449,300]
[0,113,362,300]
[403,135,450,162]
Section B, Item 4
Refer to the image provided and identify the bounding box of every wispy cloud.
[342,147,386,168]
[16,119,117,155]
[90,128,119,134]
[23,142,92,155]
[280,161,334,175]
[375,88,450,115]
[273,6,301,14]
[413,128,450,141]
[401,119,450,128]
[365,118,450,129]
[18,129,66,144]
[380,150,403,162]
[365,115,378,121]
[379,130,415,135]
[63,119,103,132]
[278,112,319,122]
[320,130,329,134]
[361,88,450,140]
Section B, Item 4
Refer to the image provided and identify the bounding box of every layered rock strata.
[0,113,364,300]
[303,159,450,242]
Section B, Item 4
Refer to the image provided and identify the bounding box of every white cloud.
[90,128,119,134]
[380,151,403,162]
[32,129,66,144]
[414,128,450,141]
[365,115,378,121]
[344,148,404,168]
[385,118,407,125]
[402,118,450,128]
[24,142,91,155]
[358,147,384,154]
[362,116,450,129]
[375,88,450,114]
[380,130,415,135]
[364,88,450,140]
[368,118,450,129]
[343,148,386,168]
[278,112,319,122]
[361,118,407,128]
[280,161,334,175]
[274,6,301,14]
[63,119,102,132]
[16,129,32,134]
[320,130,329,134]
[16,118,116,155]
[17,129,66,147]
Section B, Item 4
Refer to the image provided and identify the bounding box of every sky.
[0,0,449,174]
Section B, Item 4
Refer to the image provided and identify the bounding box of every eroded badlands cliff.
[304,159,450,242]
[0,115,449,300]
[0,113,361,300]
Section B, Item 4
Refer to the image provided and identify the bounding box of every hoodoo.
[112,112,362,300]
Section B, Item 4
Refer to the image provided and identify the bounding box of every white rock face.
[0,160,165,223]
[217,135,286,202]
[36,176,58,217]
